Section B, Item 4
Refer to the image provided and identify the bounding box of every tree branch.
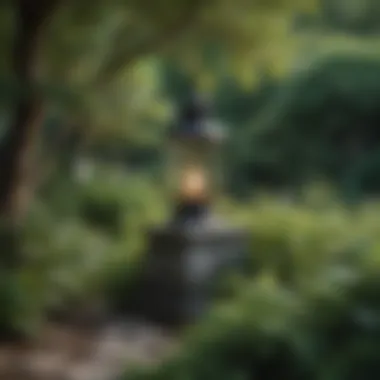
[96,0,202,85]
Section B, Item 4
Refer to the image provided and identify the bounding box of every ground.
[0,319,178,380]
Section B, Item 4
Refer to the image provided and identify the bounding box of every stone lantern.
[167,94,226,227]
[129,94,249,327]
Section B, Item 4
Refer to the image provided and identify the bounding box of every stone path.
[0,319,178,380]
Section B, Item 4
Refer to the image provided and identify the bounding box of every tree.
[0,0,317,225]
[238,53,380,197]
[0,1,60,224]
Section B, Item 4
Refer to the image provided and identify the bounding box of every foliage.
[124,190,380,380]
[23,0,317,140]
[1,0,380,365]
[0,166,167,338]
[218,52,380,198]
[157,47,380,199]
[312,0,380,35]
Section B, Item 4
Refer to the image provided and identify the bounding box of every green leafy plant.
[123,193,380,380]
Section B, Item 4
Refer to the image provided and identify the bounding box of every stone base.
[127,220,249,327]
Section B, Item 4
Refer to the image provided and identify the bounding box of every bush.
[79,168,167,235]
[0,204,123,337]
[123,192,380,380]
[0,169,167,339]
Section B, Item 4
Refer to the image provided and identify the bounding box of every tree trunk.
[0,0,57,225]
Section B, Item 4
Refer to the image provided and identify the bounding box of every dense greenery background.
[1,0,380,379]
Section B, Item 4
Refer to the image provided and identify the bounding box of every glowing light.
[180,166,208,201]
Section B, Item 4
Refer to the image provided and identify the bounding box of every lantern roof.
[170,94,227,144]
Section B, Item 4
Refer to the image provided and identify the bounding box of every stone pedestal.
[128,221,249,327]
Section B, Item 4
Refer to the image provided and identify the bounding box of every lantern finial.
[170,93,226,144]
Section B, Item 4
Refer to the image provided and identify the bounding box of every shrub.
[79,169,167,235]
[0,170,167,338]
[123,193,380,380]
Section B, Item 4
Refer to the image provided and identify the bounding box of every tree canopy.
[226,52,380,198]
